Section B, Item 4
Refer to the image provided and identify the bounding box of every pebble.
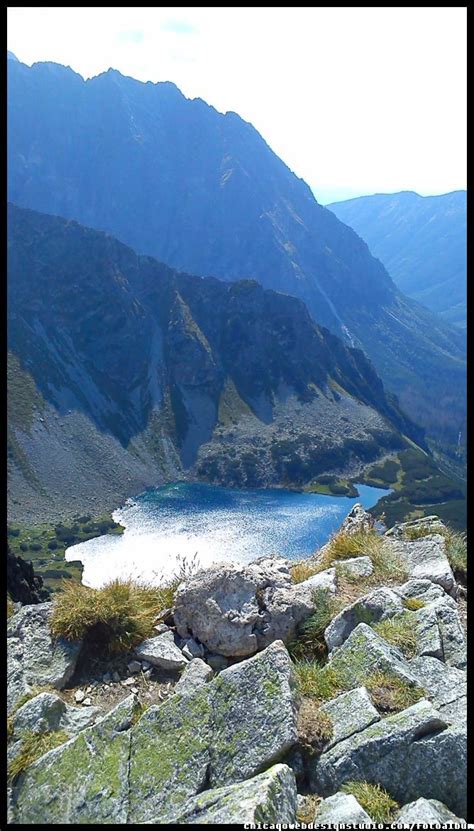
[127,660,142,674]
[122,677,135,686]
[143,669,153,680]
[86,686,93,693]
[112,672,121,683]
[141,661,151,670]
[82,698,92,707]
[131,687,139,695]
[103,684,110,690]
[74,690,85,704]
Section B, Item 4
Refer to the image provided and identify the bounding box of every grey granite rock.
[324,588,404,652]
[128,686,213,822]
[10,695,138,824]
[182,637,205,659]
[335,556,373,579]
[309,698,466,818]
[209,640,297,787]
[408,656,466,719]
[12,691,100,738]
[7,603,82,714]
[328,623,421,689]
[315,792,373,825]
[134,630,188,670]
[340,504,375,535]
[155,764,297,824]
[298,567,337,594]
[320,687,380,749]
[412,605,444,659]
[175,658,213,697]
[173,559,320,657]
[396,797,465,824]
[390,535,457,596]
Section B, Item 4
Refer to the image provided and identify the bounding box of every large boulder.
[309,699,466,818]
[173,558,321,657]
[324,587,404,652]
[396,797,465,823]
[408,656,466,722]
[389,535,457,596]
[10,695,138,824]
[7,603,82,714]
[315,792,373,825]
[319,687,380,750]
[11,691,100,738]
[327,623,421,689]
[151,764,297,824]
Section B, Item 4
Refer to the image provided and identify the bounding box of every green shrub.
[442,528,467,581]
[29,542,42,552]
[47,539,58,550]
[340,781,399,823]
[8,730,69,781]
[50,578,179,654]
[402,524,432,540]
[20,543,28,552]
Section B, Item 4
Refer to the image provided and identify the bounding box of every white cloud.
[7,7,466,202]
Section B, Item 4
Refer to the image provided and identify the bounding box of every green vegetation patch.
[294,660,345,705]
[288,590,341,661]
[402,597,425,611]
[371,613,417,659]
[50,578,179,655]
[365,671,424,714]
[8,730,70,782]
[305,476,359,497]
[340,781,399,823]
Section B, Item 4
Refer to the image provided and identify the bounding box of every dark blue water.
[66,481,391,587]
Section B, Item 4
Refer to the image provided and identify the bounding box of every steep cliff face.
[8,204,420,523]
[7,60,465,447]
[329,190,466,328]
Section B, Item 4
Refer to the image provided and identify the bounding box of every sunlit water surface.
[66,482,391,587]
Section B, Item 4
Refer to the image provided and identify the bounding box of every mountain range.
[8,203,422,524]
[7,57,466,454]
[328,190,466,328]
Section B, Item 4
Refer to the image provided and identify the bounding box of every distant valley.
[328,190,466,329]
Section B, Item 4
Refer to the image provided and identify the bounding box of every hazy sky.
[7,7,467,204]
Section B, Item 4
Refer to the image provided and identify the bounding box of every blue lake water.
[66,482,391,587]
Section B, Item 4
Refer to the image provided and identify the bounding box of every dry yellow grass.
[50,577,179,654]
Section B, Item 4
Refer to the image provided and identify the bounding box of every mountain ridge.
[8,203,422,525]
[7,58,466,454]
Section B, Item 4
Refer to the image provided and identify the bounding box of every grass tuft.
[7,596,14,619]
[294,659,344,704]
[50,577,180,655]
[340,781,399,823]
[8,730,70,781]
[290,561,320,584]
[371,613,417,659]
[288,590,341,661]
[401,524,433,540]
[402,597,425,611]
[365,670,424,714]
[442,528,467,582]
[297,697,333,753]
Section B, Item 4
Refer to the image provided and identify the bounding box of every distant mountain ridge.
[8,204,421,524]
[7,58,465,452]
[328,190,466,328]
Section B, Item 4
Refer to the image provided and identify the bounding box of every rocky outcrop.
[324,587,404,652]
[309,699,466,817]
[10,641,298,824]
[153,764,297,824]
[328,624,421,689]
[173,558,322,657]
[319,687,380,750]
[7,546,50,605]
[10,691,100,738]
[7,603,82,714]
[396,797,465,824]
[390,535,457,596]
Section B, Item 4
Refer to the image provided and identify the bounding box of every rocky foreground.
[7,508,467,824]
